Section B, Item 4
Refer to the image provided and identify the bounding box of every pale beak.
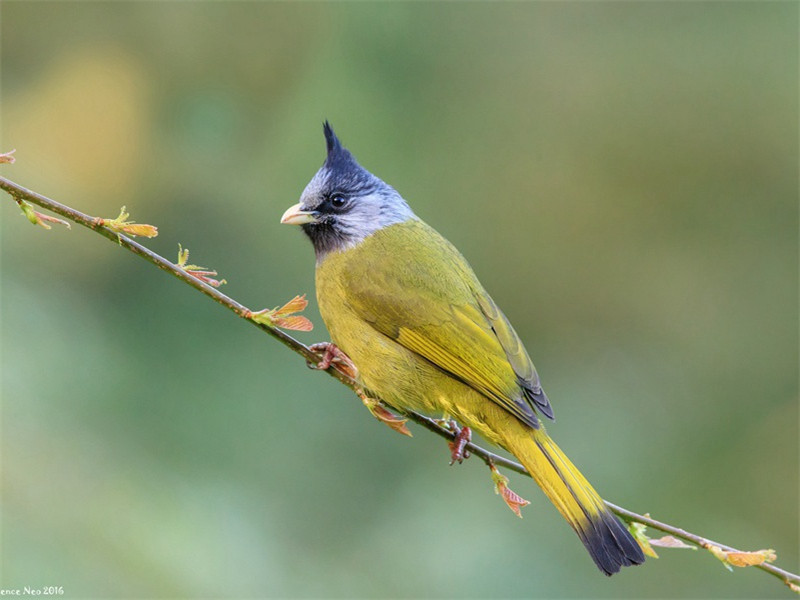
[280,203,318,225]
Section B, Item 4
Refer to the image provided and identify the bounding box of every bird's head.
[281,122,414,258]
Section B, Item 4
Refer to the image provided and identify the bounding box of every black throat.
[301,221,352,259]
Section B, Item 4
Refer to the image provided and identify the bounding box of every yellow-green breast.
[314,218,542,443]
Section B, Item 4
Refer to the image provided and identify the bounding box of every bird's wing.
[471,289,554,421]
[342,220,553,428]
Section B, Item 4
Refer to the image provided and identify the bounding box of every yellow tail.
[504,428,645,575]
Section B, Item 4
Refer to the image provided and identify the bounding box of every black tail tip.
[580,510,646,576]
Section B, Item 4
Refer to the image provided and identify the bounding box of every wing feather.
[342,219,553,427]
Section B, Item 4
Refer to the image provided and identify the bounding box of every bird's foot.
[307,342,358,379]
[443,419,471,465]
[356,389,412,437]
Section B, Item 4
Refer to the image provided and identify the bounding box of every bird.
[280,122,645,576]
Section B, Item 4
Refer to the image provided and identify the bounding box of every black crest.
[323,120,341,154]
[322,121,356,169]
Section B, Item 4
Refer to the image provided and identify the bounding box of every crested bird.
[281,122,645,575]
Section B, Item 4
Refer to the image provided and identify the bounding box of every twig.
[2,174,798,593]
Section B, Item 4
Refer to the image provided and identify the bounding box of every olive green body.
[313,217,644,575]
[317,218,524,447]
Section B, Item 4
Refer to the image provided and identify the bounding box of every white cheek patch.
[337,192,415,246]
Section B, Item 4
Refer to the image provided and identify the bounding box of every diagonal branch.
[1,174,798,594]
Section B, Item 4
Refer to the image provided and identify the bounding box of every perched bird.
[281,122,645,576]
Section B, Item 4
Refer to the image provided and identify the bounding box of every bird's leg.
[442,418,472,465]
[308,343,410,436]
[355,388,412,437]
[307,342,358,380]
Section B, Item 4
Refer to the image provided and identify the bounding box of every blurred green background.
[1,2,797,598]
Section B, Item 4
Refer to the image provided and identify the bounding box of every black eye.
[330,195,348,209]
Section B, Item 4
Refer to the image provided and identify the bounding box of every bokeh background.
[1,2,797,598]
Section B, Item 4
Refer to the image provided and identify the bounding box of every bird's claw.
[308,343,409,436]
[307,342,358,379]
[445,419,472,465]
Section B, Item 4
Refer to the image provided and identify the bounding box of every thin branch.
[0,177,323,365]
[2,174,798,593]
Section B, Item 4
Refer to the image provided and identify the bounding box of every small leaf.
[98,206,158,238]
[123,223,159,237]
[649,535,697,551]
[177,244,190,267]
[359,392,412,436]
[707,545,734,572]
[249,294,314,332]
[18,200,40,226]
[628,521,659,558]
[725,549,776,567]
[274,294,309,317]
[0,149,16,164]
[706,545,776,571]
[16,199,70,230]
[489,464,530,518]
[271,315,313,332]
[175,244,227,287]
[786,581,800,594]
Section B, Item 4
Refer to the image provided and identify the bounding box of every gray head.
[281,122,415,258]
